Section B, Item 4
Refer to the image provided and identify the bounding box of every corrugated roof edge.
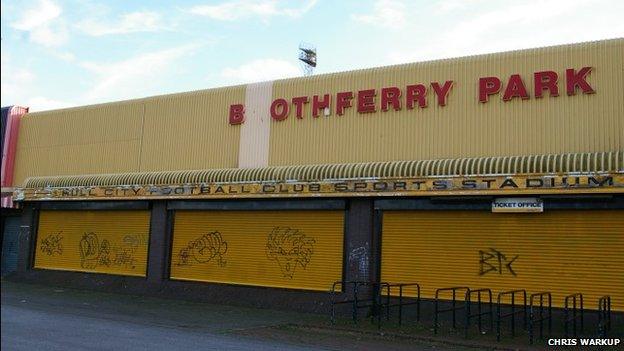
[22,151,624,188]
[21,37,623,116]
[21,84,247,117]
[272,37,623,84]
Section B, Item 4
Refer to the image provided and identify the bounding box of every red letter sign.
[503,74,529,101]
[336,91,354,116]
[381,87,401,111]
[406,84,427,109]
[312,94,331,117]
[270,99,289,121]
[431,81,453,106]
[357,89,376,113]
[566,67,595,95]
[292,96,309,119]
[229,104,245,125]
[534,71,559,98]
[479,77,501,103]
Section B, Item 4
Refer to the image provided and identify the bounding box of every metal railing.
[354,281,386,325]
[329,283,614,343]
[379,283,421,326]
[434,287,469,334]
[329,280,371,324]
[465,288,493,337]
[597,295,611,337]
[564,293,583,337]
[329,280,389,326]
[529,292,552,344]
[496,289,527,341]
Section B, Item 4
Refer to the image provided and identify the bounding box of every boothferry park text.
[229,67,595,124]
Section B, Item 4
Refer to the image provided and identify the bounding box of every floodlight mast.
[298,43,316,76]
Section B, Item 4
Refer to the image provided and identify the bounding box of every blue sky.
[1,0,623,111]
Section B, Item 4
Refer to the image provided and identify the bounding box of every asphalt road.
[2,304,326,351]
[0,281,493,351]
[1,281,325,351]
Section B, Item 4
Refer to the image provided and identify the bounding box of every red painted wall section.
[1,106,29,187]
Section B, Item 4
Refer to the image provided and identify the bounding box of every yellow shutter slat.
[170,210,344,291]
[35,210,150,277]
[381,210,624,311]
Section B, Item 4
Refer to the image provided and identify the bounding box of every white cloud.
[0,52,35,106]
[351,0,407,29]
[10,0,61,30]
[2,42,199,110]
[25,97,76,112]
[1,52,75,111]
[188,0,317,21]
[77,11,165,36]
[52,51,76,62]
[1,52,35,84]
[221,59,301,84]
[80,44,200,103]
[433,0,487,14]
[386,0,624,64]
[10,0,68,47]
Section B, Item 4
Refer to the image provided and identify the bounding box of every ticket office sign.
[492,198,544,213]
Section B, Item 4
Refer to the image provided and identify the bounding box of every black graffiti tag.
[266,227,315,279]
[177,231,228,267]
[78,232,137,270]
[479,248,518,276]
[40,232,63,256]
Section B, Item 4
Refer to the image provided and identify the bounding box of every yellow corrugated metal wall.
[34,210,150,276]
[139,86,244,171]
[13,102,145,185]
[170,210,344,291]
[12,86,245,185]
[381,210,623,311]
[11,39,623,185]
[269,39,623,165]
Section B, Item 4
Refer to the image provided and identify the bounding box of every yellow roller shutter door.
[170,210,344,291]
[381,210,623,311]
[34,210,150,277]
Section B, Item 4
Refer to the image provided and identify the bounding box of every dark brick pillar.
[146,201,169,285]
[16,203,37,274]
[344,198,375,283]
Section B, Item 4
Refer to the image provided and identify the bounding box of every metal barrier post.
[394,283,420,325]
[434,287,469,335]
[374,282,390,328]
[329,281,343,324]
[352,281,385,326]
[496,289,527,342]
[529,292,552,344]
[334,282,470,333]
[385,283,391,322]
[597,296,611,337]
[564,293,584,337]
[376,283,420,327]
[417,284,421,322]
[398,285,403,325]
[465,288,493,338]
[328,280,375,325]
[353,282,359,324]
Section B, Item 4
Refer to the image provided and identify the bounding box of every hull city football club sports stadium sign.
[15,174,623,201]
